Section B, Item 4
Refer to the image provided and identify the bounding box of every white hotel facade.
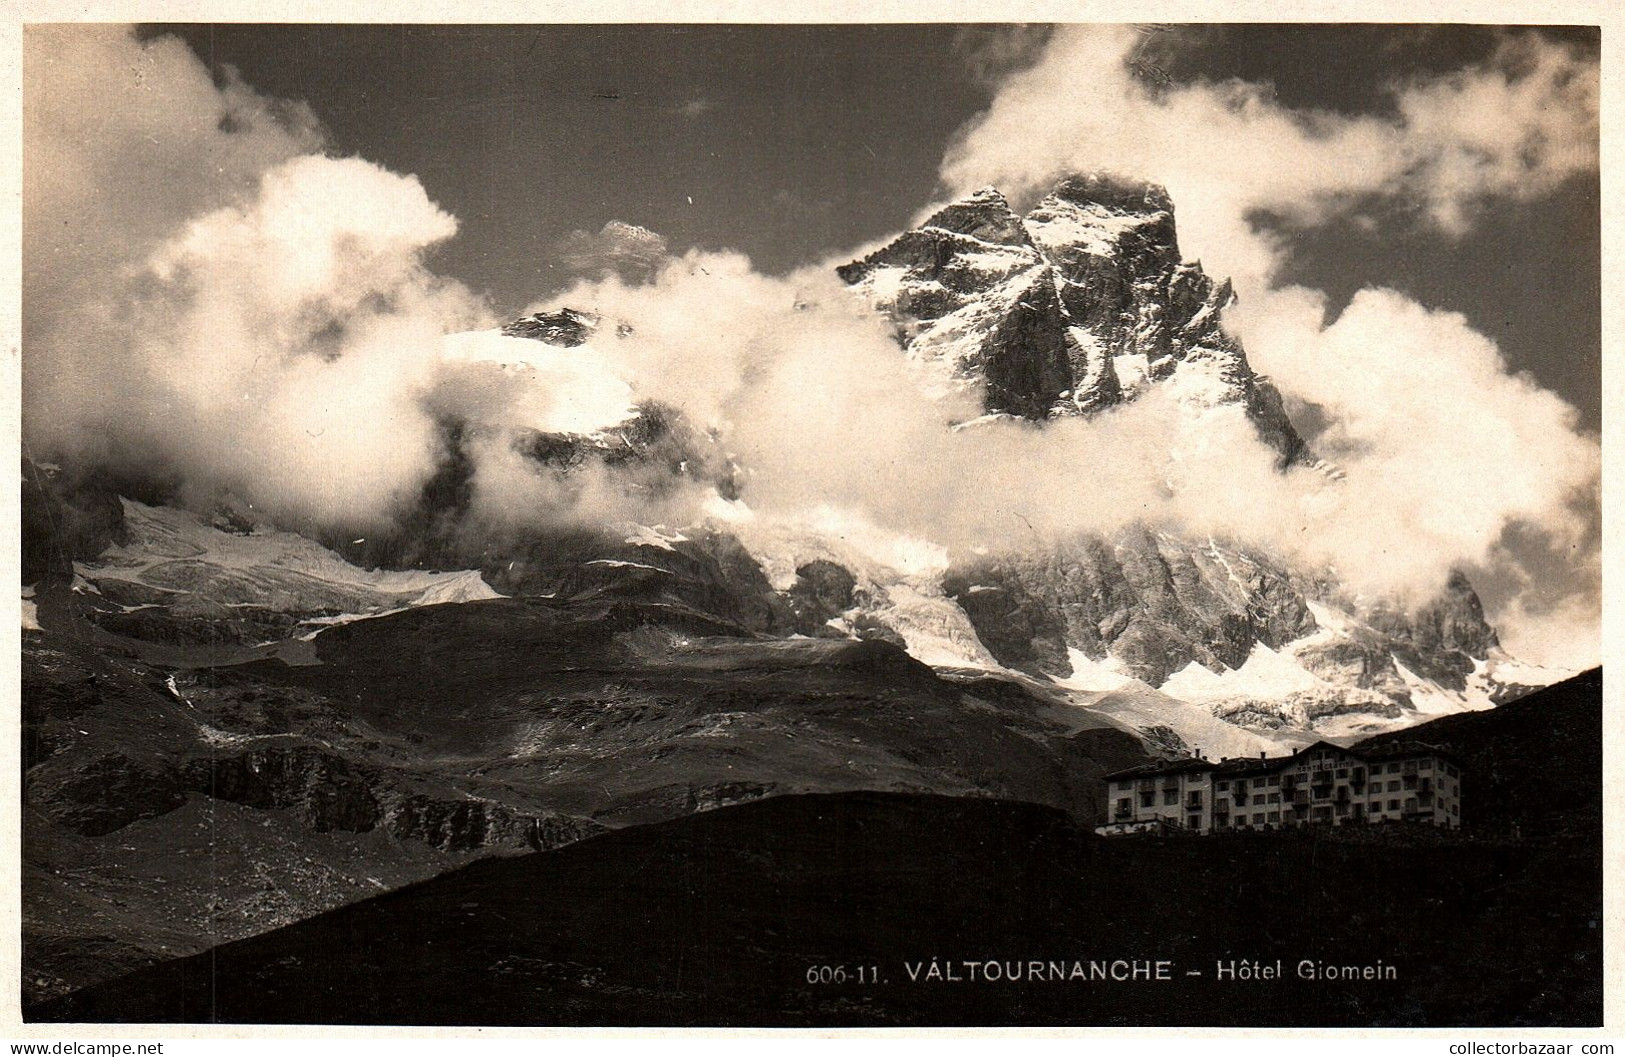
[1100,740,1464,835]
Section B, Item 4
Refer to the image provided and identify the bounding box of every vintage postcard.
[8,5,1615,1036]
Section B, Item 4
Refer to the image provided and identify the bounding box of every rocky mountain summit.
[838,173,1304,464]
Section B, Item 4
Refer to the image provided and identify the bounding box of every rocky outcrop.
[385,796,604,852]
[183,748,381,833]
[783,560,858,636]
[942,523,1506,727]
[945,527,1317,684]
[838,188,1078,420]
[511,399,736,500]
[501,307,597,346]
[838,173,1306,463]
[1361,571,1500,690]
[687,781,779,814]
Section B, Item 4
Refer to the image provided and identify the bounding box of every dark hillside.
[33,784,1601,1027]
[1355,668,1601,835]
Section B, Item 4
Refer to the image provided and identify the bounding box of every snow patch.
[1024,199,1162,257]
[1051,648,1134,692]
[76,500,506,627]
[873,583,1000,670]
[623,524,690,552]
[584,559,669,573]
[1161,644,1324,703]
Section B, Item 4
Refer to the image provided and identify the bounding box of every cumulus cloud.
[939,25,1598,290]
[530,255,1300,559]
[128,154,489,529]
[24,24,321,458]
[24,27,490,531]
[537,249,1596,622]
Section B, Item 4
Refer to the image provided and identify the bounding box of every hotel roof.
[1103,739,1461,783]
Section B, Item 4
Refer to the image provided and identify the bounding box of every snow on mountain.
[839,171,1304,461]
[45,171,1564,763]
[861,582,1002,670]
[72,500,502,643]
[1047,650,1297,759]
[622,524,691,552]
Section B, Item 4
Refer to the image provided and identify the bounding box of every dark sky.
[158,23,1601,431]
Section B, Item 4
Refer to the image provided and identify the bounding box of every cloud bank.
[22,26,1602,667]
[24,27,501,531]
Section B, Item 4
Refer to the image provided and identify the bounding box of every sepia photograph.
[13,15,1608,1030]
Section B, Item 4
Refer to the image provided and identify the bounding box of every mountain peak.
[837,176,1306,461]
[919,186,1031,246]
[1045,171,1174,216]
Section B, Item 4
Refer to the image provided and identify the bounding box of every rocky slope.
[937,528,1542,739]
[22,543,1149,1003]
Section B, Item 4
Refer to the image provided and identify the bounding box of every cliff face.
[838,174,1304,464]
[939,527,1509,732]
[943,528,1317,685]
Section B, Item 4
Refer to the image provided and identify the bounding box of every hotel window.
[1217,781,1229,791]
[1268,811,1280,823]
[1164,790,1179,805]
[1387,763,1401,774]
[1387,780,1401,792]
[1253,814,1265,824]
[1388,800,1400,811]
[1335,768,1348,778]
[1267,776,1280,786]
[1268,793,1280,804]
